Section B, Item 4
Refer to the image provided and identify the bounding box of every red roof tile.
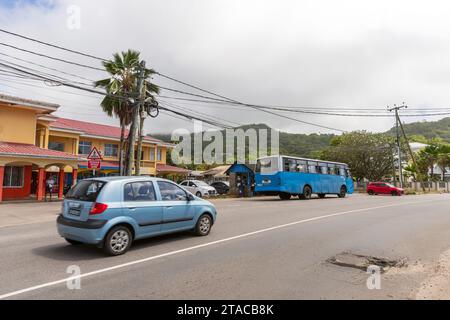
[156,163,190,173]
[50,118,164,144]
[0,142,79,160]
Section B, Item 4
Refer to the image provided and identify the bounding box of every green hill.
[153,123,335,159]
[152,117,450,162]
[387,117,450,143]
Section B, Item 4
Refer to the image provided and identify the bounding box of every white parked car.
[180,180,217,198]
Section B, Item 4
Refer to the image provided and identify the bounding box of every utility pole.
[388,103,407,188]
[125,60,146,176]
[397,112,427,192]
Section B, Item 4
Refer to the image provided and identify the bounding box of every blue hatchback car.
[57,177,217,256]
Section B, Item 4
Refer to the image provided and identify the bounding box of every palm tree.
[94,50,143,175]
[419,144,440,180]
[436,145,450,181]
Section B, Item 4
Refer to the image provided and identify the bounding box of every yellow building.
[0,94,187,202]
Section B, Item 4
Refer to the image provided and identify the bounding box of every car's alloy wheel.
[196,191,202,198]
[195,214,212,236]
[368,190,374,195]
[391,191,399,196]
[104,226,132,256]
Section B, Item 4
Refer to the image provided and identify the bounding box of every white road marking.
[0,198,439,299]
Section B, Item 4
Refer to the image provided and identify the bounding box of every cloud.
[1,0,450,134]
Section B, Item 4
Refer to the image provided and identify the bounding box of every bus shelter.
[226,162,255,197]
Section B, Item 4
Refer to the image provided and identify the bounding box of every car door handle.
[128,207,136,210]
[165,206,173,209]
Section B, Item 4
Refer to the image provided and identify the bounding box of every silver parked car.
[180,180,217,198]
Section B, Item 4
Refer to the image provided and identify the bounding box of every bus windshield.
[256,156,279,174]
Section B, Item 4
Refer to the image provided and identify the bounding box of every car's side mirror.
[187,193,195,201]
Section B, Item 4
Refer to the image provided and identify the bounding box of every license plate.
[69,209,81,216]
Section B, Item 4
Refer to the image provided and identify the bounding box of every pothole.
[327,251,407,273]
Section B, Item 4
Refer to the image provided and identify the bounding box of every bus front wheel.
[299,185,312,200]
[279,193,291,200]
[338,186,347,198]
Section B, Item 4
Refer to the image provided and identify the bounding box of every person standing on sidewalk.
[45,175,55,201]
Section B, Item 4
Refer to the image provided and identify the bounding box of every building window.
[157,148,162,161]
[150,147,155,161]
[48,142,65,152]
[78,141,92,155]
[104,143,118,157]
[3,166,24,187]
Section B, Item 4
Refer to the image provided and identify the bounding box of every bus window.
[339,168,346,176]
[320,165,328,175]
[256,156,279,174]
[327,164,337,175]
[297,161,308,173]
[283,158,297,172]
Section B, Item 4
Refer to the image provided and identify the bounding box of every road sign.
[88,159,101,169]
[87,147,102,170]
[87,147,102,160]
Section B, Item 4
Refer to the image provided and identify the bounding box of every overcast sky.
[1,0,450,135]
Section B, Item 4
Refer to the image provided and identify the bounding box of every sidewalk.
[0,201,61,228]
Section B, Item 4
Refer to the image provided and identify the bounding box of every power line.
[0,57,93,86]
[0,28,106,61]
[0,42,105,71]
[0,52,96,82]
[0,61,131,100]
[160,100,242,127]
[2,28,449,129]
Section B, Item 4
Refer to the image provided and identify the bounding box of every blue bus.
[255,155,354,200]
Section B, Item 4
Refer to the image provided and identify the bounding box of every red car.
[366,182,404,196]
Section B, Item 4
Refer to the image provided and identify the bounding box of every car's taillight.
[89,203,108,215]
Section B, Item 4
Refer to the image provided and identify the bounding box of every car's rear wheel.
[318,193,326,199]
[195,214,212,236]
[103,225,132,256]
[196,191,202,198]
[368,190,374,195]
[299,185,312,200]
[279,192,291,200]
[65,238,82,245]
[338,186,347,198]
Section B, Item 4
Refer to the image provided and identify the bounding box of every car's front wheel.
[196,191,202,198]
[195,214,212,236]
[103,225,133,256]
[391,190,399,196]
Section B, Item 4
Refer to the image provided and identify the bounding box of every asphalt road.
[0,193,450,300]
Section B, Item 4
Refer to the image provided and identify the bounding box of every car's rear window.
[65,180,106,202]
